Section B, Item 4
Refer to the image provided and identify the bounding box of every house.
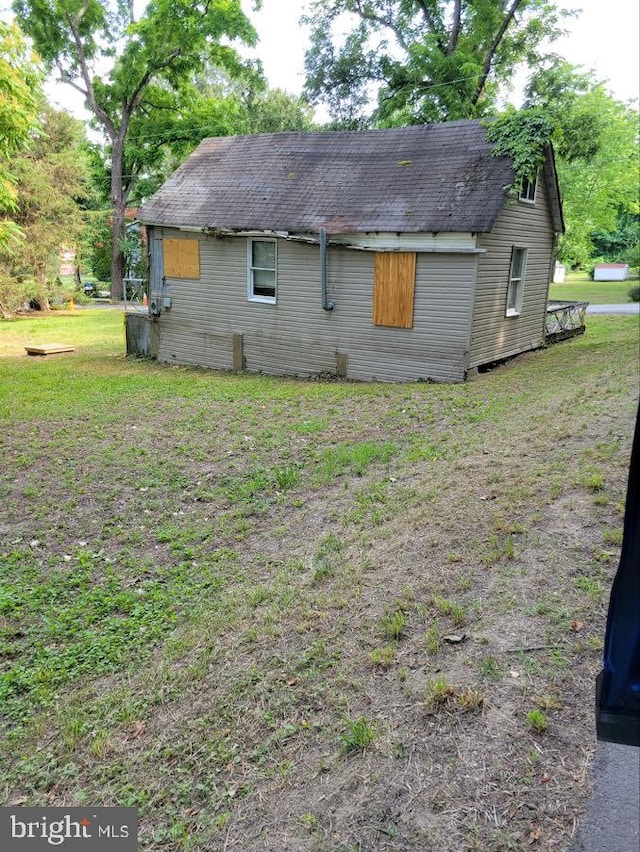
[594,263,629,282]
[133,120,564,383]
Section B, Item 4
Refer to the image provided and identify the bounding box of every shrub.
[0,272,32,315]
[629,285,640,303]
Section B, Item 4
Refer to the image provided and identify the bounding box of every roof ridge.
[196,119,485,144]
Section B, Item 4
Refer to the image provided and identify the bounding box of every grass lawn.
[1,309,639,851]
[549,270,638,304]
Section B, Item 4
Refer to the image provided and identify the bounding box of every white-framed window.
[247,238,277,303]
[506,247,527,317]
[519,176,536,203]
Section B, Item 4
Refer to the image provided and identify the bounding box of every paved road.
[75,301,142,311]
[74,301,120,310]
[570,742,639,852]
[587,304,639,315]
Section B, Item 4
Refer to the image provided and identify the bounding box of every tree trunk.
[110,135,126,301]
[36,263,50,311]
[472,0,525,106]
[110,204,125,301]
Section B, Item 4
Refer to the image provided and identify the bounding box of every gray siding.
[152,227,477,382]
[156,231,236,370]
[469,176,556,368]
[330,249,475,382]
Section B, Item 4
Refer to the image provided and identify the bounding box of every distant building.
[59,246,76,277]
[594,263,629,281]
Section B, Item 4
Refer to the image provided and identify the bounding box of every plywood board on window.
[163,238,200,280]
[373,252,416,328]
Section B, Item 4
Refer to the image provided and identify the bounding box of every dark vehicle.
[596,406,640,747]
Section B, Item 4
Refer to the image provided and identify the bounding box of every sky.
[244,0,640,106]
[554,0,640,103]
[38,0,640,118]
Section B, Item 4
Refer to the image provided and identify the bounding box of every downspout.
[320,227,335,311]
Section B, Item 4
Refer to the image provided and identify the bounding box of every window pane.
[511,248,525,279]
[253,269,276,297]
[507,282,518,311]
[252,241,275,270]
[520,178,536,201]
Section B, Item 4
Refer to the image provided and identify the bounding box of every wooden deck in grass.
[25,344,75,356]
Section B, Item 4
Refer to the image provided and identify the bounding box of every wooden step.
[25,344,75,356]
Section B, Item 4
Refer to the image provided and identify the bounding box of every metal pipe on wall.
[320,227,335,311]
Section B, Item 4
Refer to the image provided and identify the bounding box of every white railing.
[545,300,589,340]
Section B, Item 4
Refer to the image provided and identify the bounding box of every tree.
[524,62,639,268]
[0,105,90,314]
[556,95,638,268]
[592,212,640,267]
[303,0,571,127]
[127,67,315,206]
[14,0,258,299]
[0,21,43,252]
[76,54,314,289]
[237,87,315,135]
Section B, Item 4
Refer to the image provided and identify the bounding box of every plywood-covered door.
[373,252,416,328]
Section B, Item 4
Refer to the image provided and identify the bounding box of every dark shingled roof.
[138,120,561,235]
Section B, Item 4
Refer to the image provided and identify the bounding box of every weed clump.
[425,678,485,713]
[381,604,409,640]
[369,645,396,668]
[339,716,375,753]
[526,709,549,733]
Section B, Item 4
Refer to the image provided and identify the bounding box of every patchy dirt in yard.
[0,317,638,851]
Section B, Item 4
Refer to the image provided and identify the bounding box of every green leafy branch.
[485,107,555,192]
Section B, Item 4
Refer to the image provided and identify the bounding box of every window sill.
[505,309,521,318]
[518,198,536,205]
[248,295,276,305]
